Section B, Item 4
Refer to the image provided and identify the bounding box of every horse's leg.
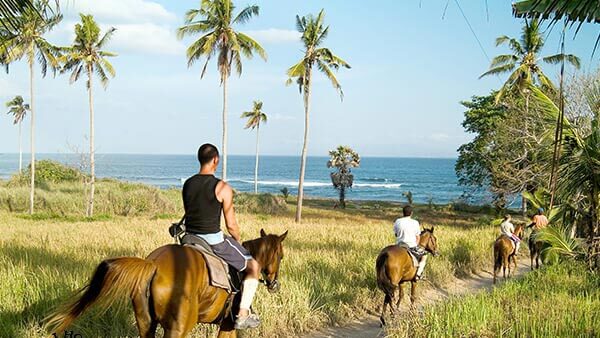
[395,283,404,310]
[217,317,237,338]
[409,281,417,310]
[512,254,518,276]
[502,254,508,279]
[380,294,390,326]
[132,288,157,338]
[162,298,198,338]
[530,250,535,271]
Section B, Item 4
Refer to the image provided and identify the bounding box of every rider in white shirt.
[500,214,520,254]
[393,205,427,280]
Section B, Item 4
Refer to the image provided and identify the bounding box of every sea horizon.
[0,153,494,205]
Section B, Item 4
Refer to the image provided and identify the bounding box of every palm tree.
[60,14,116,217]
[0,0,61,214]
[530,83,600,268]
[287,9,351,223]
[327,145,360,209]
[177,0,267,182]
[481,19,580,215]
[5,95,29,172]
[480,19,580,101]
[241,100,267,194]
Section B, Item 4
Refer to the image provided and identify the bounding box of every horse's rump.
[148,245,232,324]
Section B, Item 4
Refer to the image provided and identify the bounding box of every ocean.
[0,153,485,204]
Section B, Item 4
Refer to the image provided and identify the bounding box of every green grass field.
[0,178,503,337]
[387,262,600,338]
[1,177,597,337]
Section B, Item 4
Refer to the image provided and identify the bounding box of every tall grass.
[0,194,500,337]
[388,262,600,338]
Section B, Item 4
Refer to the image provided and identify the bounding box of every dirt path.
[304,260,531,338]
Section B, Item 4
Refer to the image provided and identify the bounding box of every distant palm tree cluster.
[1,0,351,222]
[1,2,115,217]
[177,2,351,223]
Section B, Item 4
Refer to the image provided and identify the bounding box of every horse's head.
[419,227,439,257]
[514,224,524,239]
[244,229,288,293]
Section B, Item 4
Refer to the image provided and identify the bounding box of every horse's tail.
[375,250,396,296]
[44,257,156,335]
[493,239,505,270]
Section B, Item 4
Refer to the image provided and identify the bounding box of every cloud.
[110,23,185,55]
[243,29,301,44]
[66,0,176,23]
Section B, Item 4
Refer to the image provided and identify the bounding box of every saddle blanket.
[182,242,232,292]
[398,243,423,267]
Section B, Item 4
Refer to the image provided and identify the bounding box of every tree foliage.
[5,95,29,124]
[177,0,266,81]
[327,145,359,208]
[60,14,116,88]
[288,9,350,222]
[480,19,580,102]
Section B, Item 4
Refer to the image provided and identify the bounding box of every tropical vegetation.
[59,14,117,217]
[177,0,267,182]
[480,18,580,101]
[241,100,267,194]
[5,95,29,172]
[287,9,351,222]
[327,145,360,208]
[0,0,61,214]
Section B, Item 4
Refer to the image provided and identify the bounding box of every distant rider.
[393,205,427,280]
[182,143,261,330]
[528,208,549,230]
[500,214,520,254]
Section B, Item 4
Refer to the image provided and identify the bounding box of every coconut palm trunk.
[295,72,312,223]
[254,123,260,194]
[28,56,35,215]
[87,64,95,217]
[222,76,228,181]
[18,120,23,173]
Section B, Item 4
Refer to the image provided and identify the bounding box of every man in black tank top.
[182,144,261,330]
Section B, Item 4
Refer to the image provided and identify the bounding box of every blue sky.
[0,0,598,158]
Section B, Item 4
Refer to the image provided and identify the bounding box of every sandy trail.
[304,259,531,338]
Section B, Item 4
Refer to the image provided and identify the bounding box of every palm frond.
[233,5,259,24]
[535,226,585,263]
[490,54,519,68]
[237,32,267,60]
[542,53,581,69]
[316,59,343,100]
[479,63,516,79]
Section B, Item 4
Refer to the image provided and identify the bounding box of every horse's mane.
[242,235,281,267]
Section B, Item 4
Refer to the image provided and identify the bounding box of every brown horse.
[45,229,288,338]
[493,224,523,284]
[375,227,439,326]
[528,229,546,270]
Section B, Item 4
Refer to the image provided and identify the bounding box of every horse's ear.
[430,226,435,233]
[260,229,267,237]
[279,230,288,242]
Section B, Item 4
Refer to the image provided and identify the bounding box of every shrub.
[9,160,84,187]
[234,193,288,215]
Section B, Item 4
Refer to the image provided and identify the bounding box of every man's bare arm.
[218,182,241,242]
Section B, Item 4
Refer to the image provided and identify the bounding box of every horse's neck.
[244,237,270,266]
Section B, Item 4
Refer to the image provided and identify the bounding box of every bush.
[9,160,84,187]
[234,193,288,215]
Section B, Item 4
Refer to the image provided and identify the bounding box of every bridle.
[259,245,282,292]
[421,231,439,257]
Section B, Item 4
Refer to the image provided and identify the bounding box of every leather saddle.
[180,233,242,293]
